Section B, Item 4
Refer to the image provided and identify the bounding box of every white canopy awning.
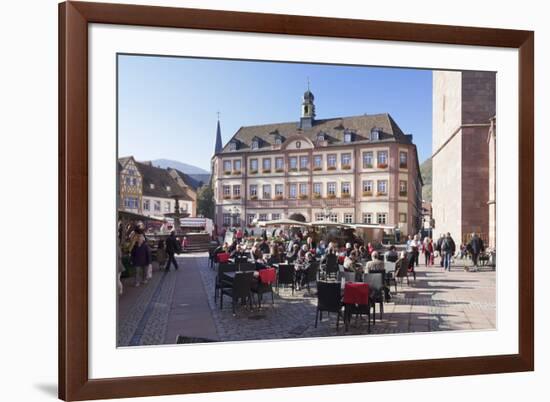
[309,220,354,228]
[258,218,311,227]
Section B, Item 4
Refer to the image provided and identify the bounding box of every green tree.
[197,184,215,219]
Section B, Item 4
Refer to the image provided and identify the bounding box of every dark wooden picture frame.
[59,1,534,400]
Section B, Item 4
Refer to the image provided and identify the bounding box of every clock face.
[296,140,301,149]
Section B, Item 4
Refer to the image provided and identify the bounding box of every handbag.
[146,264,153,280]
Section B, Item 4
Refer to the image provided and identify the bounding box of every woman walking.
[131,234,152,287]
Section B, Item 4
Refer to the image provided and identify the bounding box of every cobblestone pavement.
[118,253,495,346]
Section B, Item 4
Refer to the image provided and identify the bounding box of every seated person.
[316,240,327,257]
[344,242,353,257]
[365,251,385,272]
[267,244,282,265]
[366,251,392,301]
[385,245,399,262]
[286,243,300,263]
[259,239,270,254]
[230,244,247,260]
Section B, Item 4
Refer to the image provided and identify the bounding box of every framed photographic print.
[59,1,534,400]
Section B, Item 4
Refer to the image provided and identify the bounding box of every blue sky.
[118,55,433,170]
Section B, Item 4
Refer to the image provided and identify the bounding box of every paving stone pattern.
[118,253,495,346]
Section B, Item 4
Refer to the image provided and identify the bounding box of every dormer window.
[370,128,381,141]
[166,185,171,192]
[251,139,259,150]
[274,136,282,145]
[150,183,155,189]
[344,129,353,143]
[316,132,325,144]
[228,141,237,151]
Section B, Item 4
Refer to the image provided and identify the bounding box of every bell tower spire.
[214,112,222,154]
[298,80,315,130]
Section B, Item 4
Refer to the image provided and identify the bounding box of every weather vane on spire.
[307,77,310,91]
[216,110,220,120]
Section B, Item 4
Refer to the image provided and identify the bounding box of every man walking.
[435,234,445,267]
[441,232,456,272]
[468,232,485,272]
[165,230,180,271]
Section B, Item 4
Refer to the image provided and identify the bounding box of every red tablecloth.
[217,252,230,263]
[259,267,276,284]
[343,282,369,305]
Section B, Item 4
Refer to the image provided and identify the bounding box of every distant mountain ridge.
[151,159,210,188]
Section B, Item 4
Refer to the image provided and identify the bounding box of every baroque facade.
[118,156,197,218]
[432,71,496,245]
[211,89,423,236]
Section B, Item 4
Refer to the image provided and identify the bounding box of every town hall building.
[211,88,423,236]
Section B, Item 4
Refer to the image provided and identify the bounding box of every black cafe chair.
[363,272,384,323]
[315,281,343,330]
[324,253,339,280]
[214,263,237,302]
[302,261,319,294]
[276,263,296,295]
[220,271,255,315]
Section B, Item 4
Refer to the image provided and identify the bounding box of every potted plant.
[327,193,336,199]
[342,164,352,170]
[250,169,258,174]
[341,193,351,198]
[377,163,388,169]
[327,165,337,171]
[250,195,258,200]
[274,195,284,200]
[313,193,322,199]
[232,170,241,175]
[362,191,373,197]
[313,166,322,171]
[298,194,308,200]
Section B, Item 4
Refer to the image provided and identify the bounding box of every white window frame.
[341,181,351,195]
[327,182,336,195]
[363,151,373,168]
[341,153,352,166]
[223,160,232,172]
[377,151,388,165]
[289,183,297,199]
[289,156,298,170]
[327,154,337,168]
[262,184,271,199]
[344,213,353,224]
[249,184,258,197]
[377,180,388,194]
[363,213,373,224]
[377,213,388,224]
[300,156,309,169]
[275,184,283,196]
[362,180,373,192]
[313,182,322,196]
[313,155,322,168]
